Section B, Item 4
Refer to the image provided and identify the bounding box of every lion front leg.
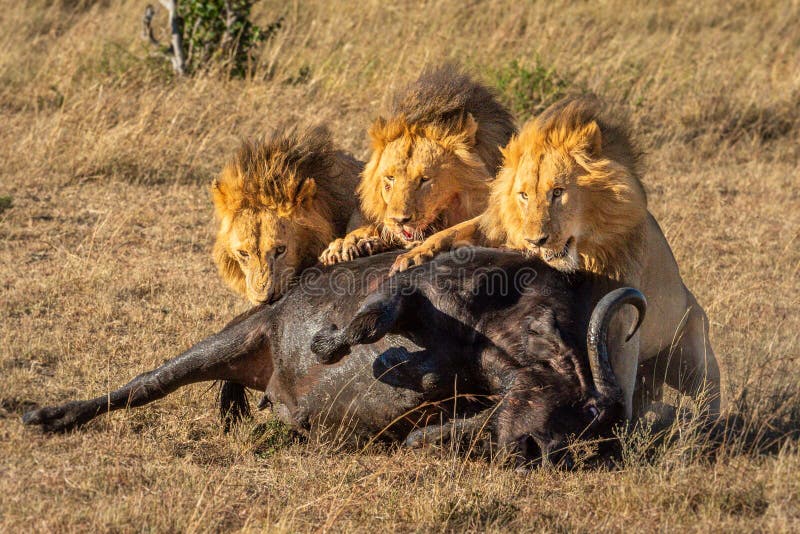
[632,357,665,418]
[663,294,722,417]
[390,216,484,274]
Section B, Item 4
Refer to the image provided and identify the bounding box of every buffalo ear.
[527,308,556,336]
[576,120,602,157]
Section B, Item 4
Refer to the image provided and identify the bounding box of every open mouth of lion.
[392,213,445,243]
[398,226,418,241]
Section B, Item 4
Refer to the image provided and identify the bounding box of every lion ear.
[499,133,520,167]
[211,177,230,214]
[461,113,478,147]
[368,116,388,150]
[295,177,317,207]
[576,120,602,156]
[211,165,241,215]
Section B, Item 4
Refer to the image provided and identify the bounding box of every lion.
[319,64,516,265]
[392,97,721,420]
[212,125,362,304]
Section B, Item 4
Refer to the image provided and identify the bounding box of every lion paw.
[320,236,389,265]
[390,247,436,275]
[320,238,358,265]
[354,236,389,257]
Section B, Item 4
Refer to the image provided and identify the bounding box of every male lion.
[319,64,516,265]
[212,125,362,304]
[392,97,721,420]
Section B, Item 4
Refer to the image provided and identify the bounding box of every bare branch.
[141,5,160,46]
[158,0,186,75]
[140,2,186,76]
[220,1,237,54]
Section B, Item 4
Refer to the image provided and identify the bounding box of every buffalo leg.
[311,290,403,364]
[217,306,272,430]
[23,311,272,433]
[220,381,252,432]
[403,409,494,448]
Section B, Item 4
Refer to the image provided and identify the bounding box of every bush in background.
[179,0,282,77]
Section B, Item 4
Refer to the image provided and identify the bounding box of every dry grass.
[1,0,799,531]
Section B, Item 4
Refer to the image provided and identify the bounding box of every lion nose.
[391,215,412,225]
[526,235,549,247]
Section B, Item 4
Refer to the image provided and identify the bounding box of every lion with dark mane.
[393,97,722,419]
[320,64,516,264]
[212,125,362,304]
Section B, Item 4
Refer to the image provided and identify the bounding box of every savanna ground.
[1,0,799,531]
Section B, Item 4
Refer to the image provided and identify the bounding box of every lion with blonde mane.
[320,64,516,264]
[212,125,362,304]
[393,97,721,420]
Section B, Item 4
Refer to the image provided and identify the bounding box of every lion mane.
[358,64,517,229]
[480,96,719,418]
[211,125,361,298]
[483,96,648,279]
[394,96,721,418]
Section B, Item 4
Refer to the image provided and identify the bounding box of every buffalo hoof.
[403,424,451,449]
[22,401,96,433]
[310,325,350,364]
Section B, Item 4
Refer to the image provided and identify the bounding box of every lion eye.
[552,188,564,198]
[237,250,249,259]
[384,176,394,183]
[518,191,528,201]
[275,245,286,256]
[419,175,430,183]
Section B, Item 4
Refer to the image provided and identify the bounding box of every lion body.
[394,97,721,419]
[320,65,516,265]
[212,126,362,304]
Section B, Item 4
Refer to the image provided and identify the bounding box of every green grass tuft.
[489,58,569,120]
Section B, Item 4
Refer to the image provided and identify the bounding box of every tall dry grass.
[0,0,798,531]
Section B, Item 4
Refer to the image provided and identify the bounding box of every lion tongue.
[401,228,414,240]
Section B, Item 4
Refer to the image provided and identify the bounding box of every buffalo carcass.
[23,248,644,466]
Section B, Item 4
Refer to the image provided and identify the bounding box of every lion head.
[482,97,648,277]
[212,126,360,304]
[358,65,516,244]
